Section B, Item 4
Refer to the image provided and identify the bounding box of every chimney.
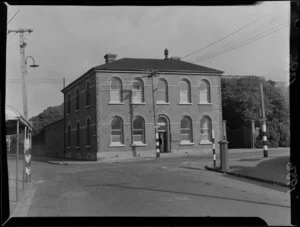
[104,53,117,64]
[164,48,169,60]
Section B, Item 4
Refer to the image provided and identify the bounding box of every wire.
[187,13,288,63]
[7,9,20,25]
[191,22,289,63]
[181,10,283,60]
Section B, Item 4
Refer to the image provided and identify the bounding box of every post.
[22,127,26,190]
[150,74,159,158]
[260,83,268,157]
[20,33,28,120]
[63,77,65,89]
[251,120,255,149]
[16,118,19,202]
[212,129,216,168]
[222,120,227,140]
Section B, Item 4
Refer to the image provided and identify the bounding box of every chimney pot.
[164,48,169,60]
[104,53,117,64]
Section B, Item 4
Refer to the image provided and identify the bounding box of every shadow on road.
[84,183,289,209]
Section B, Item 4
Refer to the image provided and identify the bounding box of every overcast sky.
[6,2,290,118]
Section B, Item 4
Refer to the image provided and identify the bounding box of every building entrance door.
[158,116,169,153]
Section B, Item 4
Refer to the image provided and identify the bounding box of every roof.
[62,57,223,93]
[94,58,223,73]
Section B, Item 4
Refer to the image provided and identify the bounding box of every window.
[133,116,145,144]
[111,116,124,144]
[199,80,211,103]
[76,89,80,110]
[110,77,123,103]
[180,116,193,142]
[76,122,80,147]
[132,78,144,103]
[200,116,212,143]
[86,118,91,146]
[180,79,191,103]
[86,82,90,106]
[67,93,71,114]
[157,78,168,103]
[67,124,71,147]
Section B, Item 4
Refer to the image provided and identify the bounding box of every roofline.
[61,68,96,93]
[61,66,223,93]
[43,118,64,129]
[94,68,224,75]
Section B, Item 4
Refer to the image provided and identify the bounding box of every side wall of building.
[95,71,223,159]
[63,73,97,160]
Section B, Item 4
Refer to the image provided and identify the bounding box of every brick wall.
[96,71,223,159]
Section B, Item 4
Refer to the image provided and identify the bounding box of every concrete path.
[11,153,291,226]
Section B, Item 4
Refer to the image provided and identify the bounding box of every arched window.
[157,78,168,103]
[86,82,90,106]
[76,89,80,110]
[199,80,211,103]
[180,116,193,142]
[76,122,80,147]
[180,79,191,103]
[200,116,212,142]
[67,124,71,147]
[133,116,145,144]
[86,118,91,146]
[132,78,144,103]
[111,116,124,144]
[110,77,123,103]
[67,93,71,114]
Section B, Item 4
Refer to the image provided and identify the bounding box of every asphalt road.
[11,153,291,226]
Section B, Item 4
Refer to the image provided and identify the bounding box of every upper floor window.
[86,82,90,106]
[133,116,145,144]
[200,116,212,143]
[110,77,123,103]
[199,80,211,104]
[157,78,168,103]
[67,93,71,114]
[86,118,91,146]
[111,116,124,144]
[67,124,71,147]
[76,89,80,110]
[180,79,191,103]
[76,122,80,147]
[132,78,144,104]
[180,116,193,142]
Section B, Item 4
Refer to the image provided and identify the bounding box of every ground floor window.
[133,116,145,144]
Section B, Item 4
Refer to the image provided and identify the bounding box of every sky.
[5,2,290,118]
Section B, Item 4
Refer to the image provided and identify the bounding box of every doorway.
[158,116,170,153]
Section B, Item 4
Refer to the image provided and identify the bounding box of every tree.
[222,76,290,147]
[29,103,64,136]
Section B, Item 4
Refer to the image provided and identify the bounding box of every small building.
[61,50,224,160]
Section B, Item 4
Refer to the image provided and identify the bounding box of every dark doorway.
[158,116,170,153]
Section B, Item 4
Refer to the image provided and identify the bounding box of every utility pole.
[8,29,33,120]
[260,83,268,157]
[148,70,160,158]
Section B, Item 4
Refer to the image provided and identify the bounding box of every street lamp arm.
[25,56,38,67]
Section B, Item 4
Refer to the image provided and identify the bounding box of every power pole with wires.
[260,83,268,157]
[8,29,33,120]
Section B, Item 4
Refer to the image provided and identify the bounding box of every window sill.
[109,143,125,147]
[178,102,193,105]
[66,146,71,149]
[85,105,90,109]
[108,102,125,105]
[85,145,91,148]
[179,141,195,146]
[130,143,147,147]
[199,141,213,145]
[75,109,79,113]
[75,146,80,149]
[198,103,212,105]
[130,102,146,105]
[66,113,70,116]
[156,102,170,105]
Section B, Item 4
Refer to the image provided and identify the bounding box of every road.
[11,152,290,226]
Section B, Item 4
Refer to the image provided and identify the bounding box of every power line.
[182,9,286,61]
[191,22,288,63]
[187,13,287,63]
[7,9,20,25]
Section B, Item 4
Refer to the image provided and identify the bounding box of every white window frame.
[199,80,211,104]
[200,116,212,144]
[110,116,124,145]
[132,116,145,144]
[156,78,169,104]
[180,116,193,143]
[132,78,144,104]
[179,79,192,104]
[110,77,123,104]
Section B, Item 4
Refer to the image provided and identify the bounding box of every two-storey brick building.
[61,50,224,160]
